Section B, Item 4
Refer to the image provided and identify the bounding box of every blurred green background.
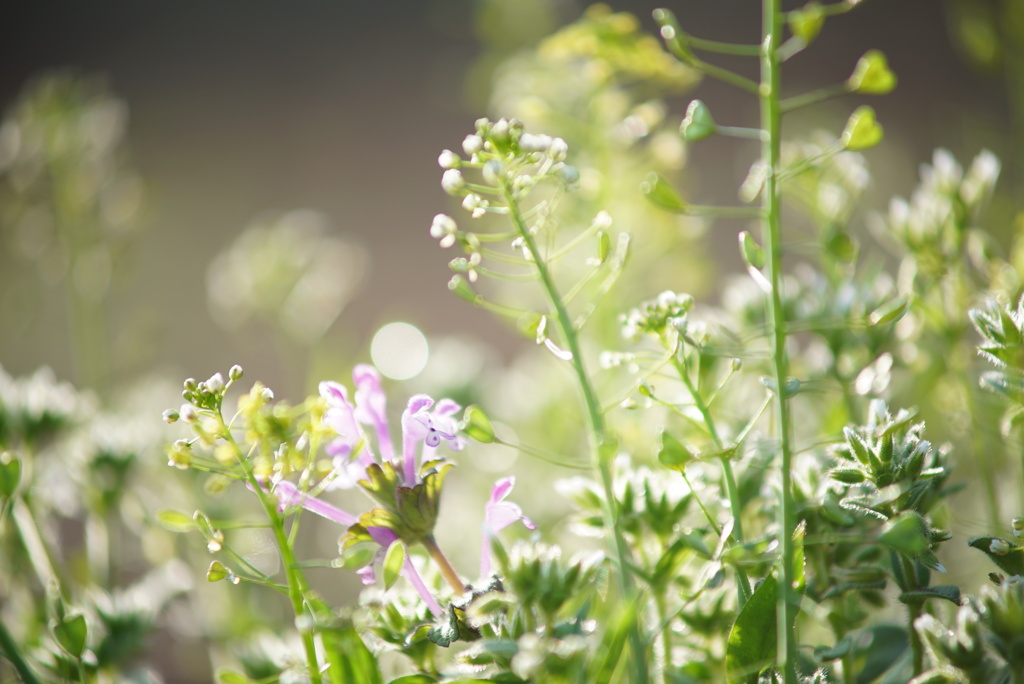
[0,0,1006,400]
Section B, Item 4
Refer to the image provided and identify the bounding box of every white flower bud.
[229,364,244,381]
[162,409,179,424]
[430,213,457,239]
[990,538,1011,556]
[438,149,461,169]
[519,133,552,153]
[557,164,580,185]
[462,193,488,218]
[442,169,466,196]
[463,134,483,156]
[482,160,505,185]
[260,387,275,401]
[205,372,225,393]
[549,137,569,161]
[179,403,198,423]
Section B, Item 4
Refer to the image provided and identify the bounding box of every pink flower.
[480,477,536,578]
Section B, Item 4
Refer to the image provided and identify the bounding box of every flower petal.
[273,481,358,526]
[353,365,395,462]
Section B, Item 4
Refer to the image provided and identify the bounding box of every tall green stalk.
[759,1,798,680]
[220,420,323,684]
[501,182,649,683]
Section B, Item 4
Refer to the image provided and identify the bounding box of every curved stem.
[761,1,798,681]
[221,421,322,684]
[501,181,649,683]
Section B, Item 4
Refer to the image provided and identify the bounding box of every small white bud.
[430,213,457,239]
[990,538,1011,556]
[519,133,552,153]
[179,404,198,423]
[463,134,483,156]
[482,160,505,185]
[549,137,569,161]
[229,364,243,382]
[162,409,179,424]
[260,387,275,401]
[557,164,580,185]
[206,372,225,393]
[438,149,461,169]
[441,169,466,196]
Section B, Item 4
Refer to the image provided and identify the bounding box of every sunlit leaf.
[382,542,406,591]
[725,574,777,682]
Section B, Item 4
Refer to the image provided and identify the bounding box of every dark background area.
[0,0,1007,395]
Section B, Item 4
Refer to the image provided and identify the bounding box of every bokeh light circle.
[370,322,429,380]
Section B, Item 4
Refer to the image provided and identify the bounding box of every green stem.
[900,556,924,677]
[779,84,847,113]
[501,182,648,683]
[423,534,468,594]
[673,354,752,605]
[222,425,322,684]
[0,619,42,684]
[760,1,798,681]
[685,35,762,57]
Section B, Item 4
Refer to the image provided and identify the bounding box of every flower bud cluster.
[879,149,1000,276]
[620,290,694,341]
[430,120,583,307]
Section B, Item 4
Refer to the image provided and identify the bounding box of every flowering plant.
[3,3,1024,684]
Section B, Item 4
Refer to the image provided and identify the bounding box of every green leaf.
[725,574,778,682]
[641,172,688,212]
[848,625,908,683]
[658,429,695,471]
[841,105,884,151]
[789,1,825,44]
[382,542,406,591]
[738,231,766,270]
[814,635,852,662]
[968,536,1024,576]
[897,584,961,606]
[462,405,495,444]
[792,521,806,593]
[591,602,636,684]
[388,676,438,684]
[847,50,897,94]
[679,100,716,142]
[215,669,254,684]
[879,511,930,557]
[0,452,21,498]
[156,509,197,533]
[322,618,383,684]
[53,613,88,658]
[869,295,910,326]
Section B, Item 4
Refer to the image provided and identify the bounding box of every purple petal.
[358,550,383,585]
[325,452,373,491]
[490,476,515,504]
[434,398,461,416]
[319,381,349,406]
[406,394,434,415]
[273,481,358,526]
[402,551,444,618]
[366,525,399,548]
[353,365,395,462]
[480,535,495,579]
[486,501,527,532]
